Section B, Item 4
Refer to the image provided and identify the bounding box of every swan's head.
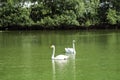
[73,40,75,43]
[51,45,55,48]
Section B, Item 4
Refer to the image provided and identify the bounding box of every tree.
[107,9,117,24]
[111,0,120,11]
[30,3,45,22]
[0,3,33,27]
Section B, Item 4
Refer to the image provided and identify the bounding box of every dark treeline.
[0,0,120,30]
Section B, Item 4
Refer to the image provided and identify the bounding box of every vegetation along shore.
[0,0,120,30]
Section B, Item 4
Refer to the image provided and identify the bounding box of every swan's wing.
[65,48,74,53]
[55,55,69,60]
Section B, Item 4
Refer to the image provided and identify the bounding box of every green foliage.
[38,11,79,28]
[39,16,55,27]
[107,9,117,24]
[0,3,33,27]
[1,0,120,29]
[85,20,92,27]
[54,14,79,26]
[30,3,49,22]
[111,0,120,11]
[116,12,120,24]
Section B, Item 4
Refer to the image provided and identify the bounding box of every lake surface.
[0,30,120,80]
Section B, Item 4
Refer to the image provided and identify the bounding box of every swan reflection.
[52,55,76,80]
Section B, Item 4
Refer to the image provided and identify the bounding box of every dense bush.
[0,0,120,29]
[0,3,33,28]
[107,9,117,24]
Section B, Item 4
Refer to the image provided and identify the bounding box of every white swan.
[51,45,69,60]
[65,40,76,54]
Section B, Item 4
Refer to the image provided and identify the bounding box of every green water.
[0,30,120,80]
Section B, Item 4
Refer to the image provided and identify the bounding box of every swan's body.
[51,45,69,60]
[65,40,76,54]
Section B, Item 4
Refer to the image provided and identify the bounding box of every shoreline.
[0,24,120,31]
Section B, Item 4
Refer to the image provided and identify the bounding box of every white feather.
[51,45,69,60]
[65,40,76,54]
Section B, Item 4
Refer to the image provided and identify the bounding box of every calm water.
[0,30,120,80]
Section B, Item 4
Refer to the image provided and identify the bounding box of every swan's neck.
[52,47,55,59]
[73,42,76,53]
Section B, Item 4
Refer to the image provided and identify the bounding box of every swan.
[65,40,76,54]
[51,45,69,60]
